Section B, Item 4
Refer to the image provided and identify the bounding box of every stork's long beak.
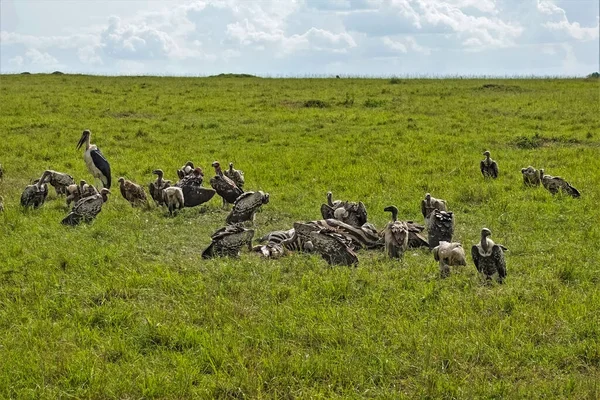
[76,132,86,150]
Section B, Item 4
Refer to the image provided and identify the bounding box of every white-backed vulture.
[118,177,147,207]
[521,166,541,187]
[149,169,171,206]
[41,170,75,195]
[309,228,359,266]
[210,161,243,209]
[202,224,254,258]
[21,174,49,208]
[480,150,498,179]
[61,188,110,225]
[432,241,466,278]
[540,169,580,198]
[471,228,507,283]
[162,186,184,215]
[224,162,245,190]
[226,191,269,225]
[427,209,454,249]
[421,193,447,225]
[382,205,409,259]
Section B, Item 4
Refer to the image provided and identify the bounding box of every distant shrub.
[514,133,583,149]
[20,72,31,75]
[303,99,327,108]
[586,72,599,79]
[478,83,523,92]
[364,98,386,108]
[210,73,258,78]
[514,134,544,149]
[51,71,64,75]
[390,77,403,84]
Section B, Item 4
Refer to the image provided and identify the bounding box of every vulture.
[226,190,269,225]
[175,168,215,208]
[326,191,345,209]
[521,166,541,187]
[148,169,171,206]
[77,129,111,189]
[177,161,195,180]
[309,228,359,267]
[252,242,286,259]
[540,169,580,198]
[382,206,409,259]
[61,188,110,226]
[41,170,75,195]
[321,199,368,228]
[480,150,499,179]
[65,184,80,206]
[66,180,97,207]
[0,196,4,212]
[427,209,455,249]
[118,177,147,207]
[471,228,507,283]
[202,224,255,259]
[224,162,245,190]
[162,186,184,215]
[432,241,466,278]
[421,193,447,226]
[20,174,49,208]
[210,161,243,209]
[176,167,204,187]
[406,222,429,248]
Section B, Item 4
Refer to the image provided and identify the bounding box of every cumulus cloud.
[100,16,180,59]
[382,36,430,54]
[0,0,598,75]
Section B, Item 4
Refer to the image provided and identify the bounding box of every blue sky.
[1,0,598,76]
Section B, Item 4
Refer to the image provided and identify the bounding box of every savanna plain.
[0,74,599,399]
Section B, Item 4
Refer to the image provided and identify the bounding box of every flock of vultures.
[0,130,582,283]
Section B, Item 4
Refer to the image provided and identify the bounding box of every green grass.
[0,74,599,398]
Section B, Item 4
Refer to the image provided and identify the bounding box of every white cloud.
[382,36,430,54]
[9,55,23,67]
[24,48,59,66]
[0,0,598,76]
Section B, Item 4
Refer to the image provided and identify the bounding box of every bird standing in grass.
[149,169,171,206]
[471,228,507,283]
[421,193,447,227]
[21,174,49,209]
[224,162,245,190]
[77,129,111,189]
[62,188,110,225]
[433,241,466,278]
[480,150,498,179]
[118,177,147,207]
[382,205,409,259]
[521,166,541,187]
[162,186,184,216]
[41,170,75,195]
[210,161,243,209]
[177,161,195,180]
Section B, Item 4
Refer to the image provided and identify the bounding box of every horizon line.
[1,71,598,79]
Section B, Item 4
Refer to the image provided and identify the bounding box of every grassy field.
[0,74,599,398]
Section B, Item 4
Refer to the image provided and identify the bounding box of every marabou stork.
[77,129,111,189]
